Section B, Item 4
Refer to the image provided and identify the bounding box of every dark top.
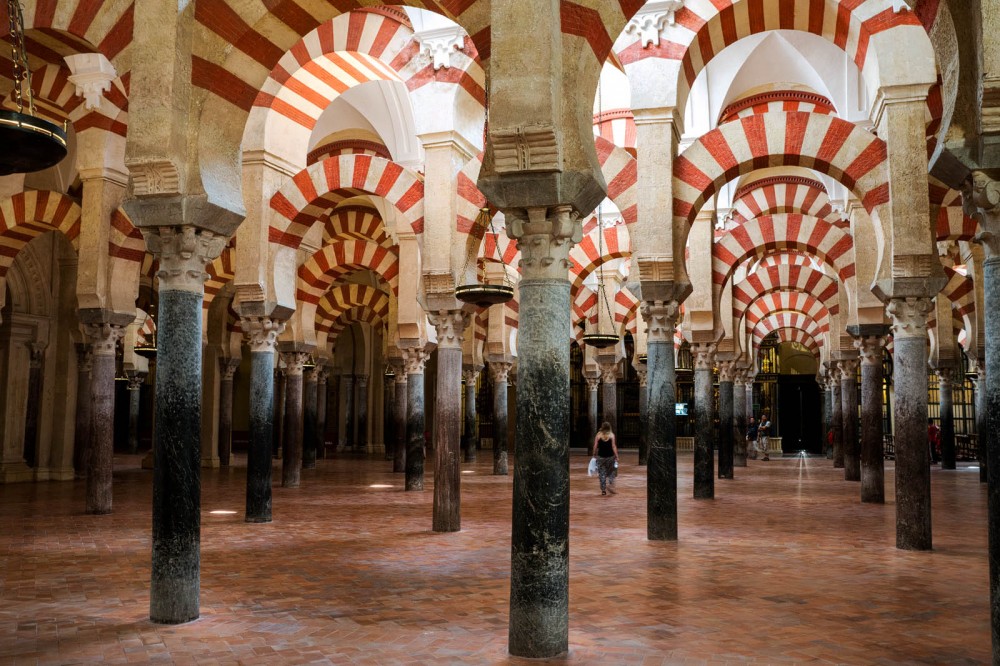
[758,419,771,436]
[746,423,758,441]
[597,436,615,458]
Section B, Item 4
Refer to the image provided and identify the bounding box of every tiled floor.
[0,451,990,664]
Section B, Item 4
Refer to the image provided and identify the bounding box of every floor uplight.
[369,484,394,489]
[208,510,237,515]
[462,470,475,474]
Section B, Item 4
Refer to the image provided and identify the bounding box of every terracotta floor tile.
[0,452,990,663]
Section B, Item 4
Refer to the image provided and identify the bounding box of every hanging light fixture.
[582,204,619,349]
[0,0,68,176]
[134,304,157,358]
[455,206,516,307]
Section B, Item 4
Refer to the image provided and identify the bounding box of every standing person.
[928,418,941,464]
[758,413,772,461]
[746,416,758,460]
[592,421,619,496]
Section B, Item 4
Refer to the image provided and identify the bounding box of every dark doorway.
[776,375,823,454]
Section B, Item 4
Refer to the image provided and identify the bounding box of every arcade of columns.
[2,0,1000,660]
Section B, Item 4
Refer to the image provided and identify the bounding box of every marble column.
[402,348,428,491]
[463,367,480,463]
[856,335,887,504]
[280,351,310,488]
[831,367,844,469]
[691,342,717,499]
[23,344,46,468]
[302,366,318,469]
[937,367,957,470]
[144,226,226,624]
[356,375,369,452]
[733,369,748,467]
[273,368,285,458]
[975,364,987,483]
[599,362,618,432]
[643,301,680,540]
[823,377,834,458]
[342,374,355,451]
[429,311,469,532]
[316,368,328,461]
[585,375,600,444]
[384,371,395,460]
[73,345,93,478]
[490,360,512,475]
[216,359,238,466]
[717,361,735,480]
[841,358,860,481]
[242,318,283,523]
[393,366,407,474]
[886,296,935,551]
[84,323,124,515]
[127,372,146,456]
[636,364,649,466]
[506,205,577,658]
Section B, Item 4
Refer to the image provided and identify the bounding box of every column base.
[200,456,220,469]
[0,461,34,483]
[141,451,155,470]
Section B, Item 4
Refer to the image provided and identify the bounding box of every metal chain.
[595,206,616,331]
[7,0,35,116]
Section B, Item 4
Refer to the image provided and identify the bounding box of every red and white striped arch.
[108,208,145,265]
[204,246,237,311]
[932,185,980,242]
[136,314,156,349]
[569,224,632,293]
[714,214,855,287]
[675,112,888,231]
[0,3,135,67]
[618,0,935,131]
[729,176,840,225]
[595,136,638,226]
[754,250,824,273]
[614,287,640,336]
[754,326,823,358]
[719,90,836,125]
[743,293,832,333]
[324,205,391,246]
[316,284,391,333]
[733,261,840,319]
[0,191,82,277]
[298,239,400,303]
[327,305,388,344]
[940,266,975,319]
[752,314,826,351]
[270,155,423,248]
[594,108,637,153]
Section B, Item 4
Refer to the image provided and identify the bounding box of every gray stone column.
[393,364,407,474]
[83,323,125,515]
[216,359,238,466]
[490,360,512,475]
[733,369,748,467]
[937,367,957,470]
[280,351,310,488]
[636,363,649,466]
[356,374,369,452]
[841,358,860,481]
[402,348,428,491]
[302,366,318,469]
[316,368,328,460]
[746,378,755,422]
[384,370,395,460]
[585,375,600,444]
[73,345,93,478]
[273,367,285,458]
[823,376,834,458]
[463,367,480,462]
[642,301,680,540]
[599,361,618,431]
[23,344,46,468]
[506,205,578,658]
[830,365,844,469]
[975,364,987,483]
[242,317,283,523]
[717,361,735,479]
[143,226,226,624]
[342,374,355,451]
[127,372,147,456]
[691,342,717,499]
[886,296,935,551]
[429,311,469,532]
[855,334,887,503]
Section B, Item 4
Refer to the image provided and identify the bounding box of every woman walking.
[593,422,619,495]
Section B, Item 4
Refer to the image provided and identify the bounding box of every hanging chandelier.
[454,206,515,307]
[582,206,619,349]
[0,0,68,176]
[134,304,157,358]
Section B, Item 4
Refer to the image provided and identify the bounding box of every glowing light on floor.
[369,484,394,489]
[461,470,475,474]
[208,510,237,515]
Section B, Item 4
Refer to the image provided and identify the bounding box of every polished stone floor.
[0,450,989,664]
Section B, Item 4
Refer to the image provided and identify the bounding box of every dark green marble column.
[691,342,717,499]
[402,349,428,491]
[491,360,512,475]
[642,301,680,540]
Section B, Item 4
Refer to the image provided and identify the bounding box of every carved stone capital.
[506,205,581,280]
[490,360,513,384]
[316,367,329,385]
[854,335,886,366]
[462,368,481,384]
[27,341,47,369]
[636,367,648,388]
[84,323,125,357]
[837,358,859,381]
[219,357,240,381]
[640,300,681,343]
[401,348,430,376]
[126,372,146,391]
[280,351,311,377]
[691,342,717,371]
[717,360,735,383]
[935,366,953,387]
[963,172,1000,259]
[357,374,369,389]
[428,310,470,350]
[732,368,747,385]
[142,226,228,293]
[304,366,319,383]
[600,363,618,384]
[886,296,933,340]
[241,317,286,353]
[585,375,601,392]
[415,25,465,70]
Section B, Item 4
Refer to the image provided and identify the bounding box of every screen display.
[675,403,688,416]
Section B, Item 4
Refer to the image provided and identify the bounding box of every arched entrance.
[754,336,823,454]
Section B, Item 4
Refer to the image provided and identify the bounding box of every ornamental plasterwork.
[415,26,466,70]
[625,1,684,48]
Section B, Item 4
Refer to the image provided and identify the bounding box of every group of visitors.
[746,414,772,461]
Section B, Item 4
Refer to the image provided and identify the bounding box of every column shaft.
[393,372,408,474]
[692,344,716,499]
[129,379,143,455]
[463,370,479,463]
[246,350,275,522]
[733,375,747,468]
[718,379,734,479]
[73,347,93,478]
[939,370,957,470]
[85,325,122,515]
[491,363,510,475]
[586,381,599,444]
[303,370,318,469]
[857,337,886,503]
[832,378,844,468]
[637,368,649,466]
[431,312,467,532]
[405,369,425,491]
[343,375,355,451]
[983,256,1000,657]
[281,355,306,488]
[316,373,328,461]
[601,370,617,431]
[843,362,860,481]
[644,302,679,540]
[356,376,369,452]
